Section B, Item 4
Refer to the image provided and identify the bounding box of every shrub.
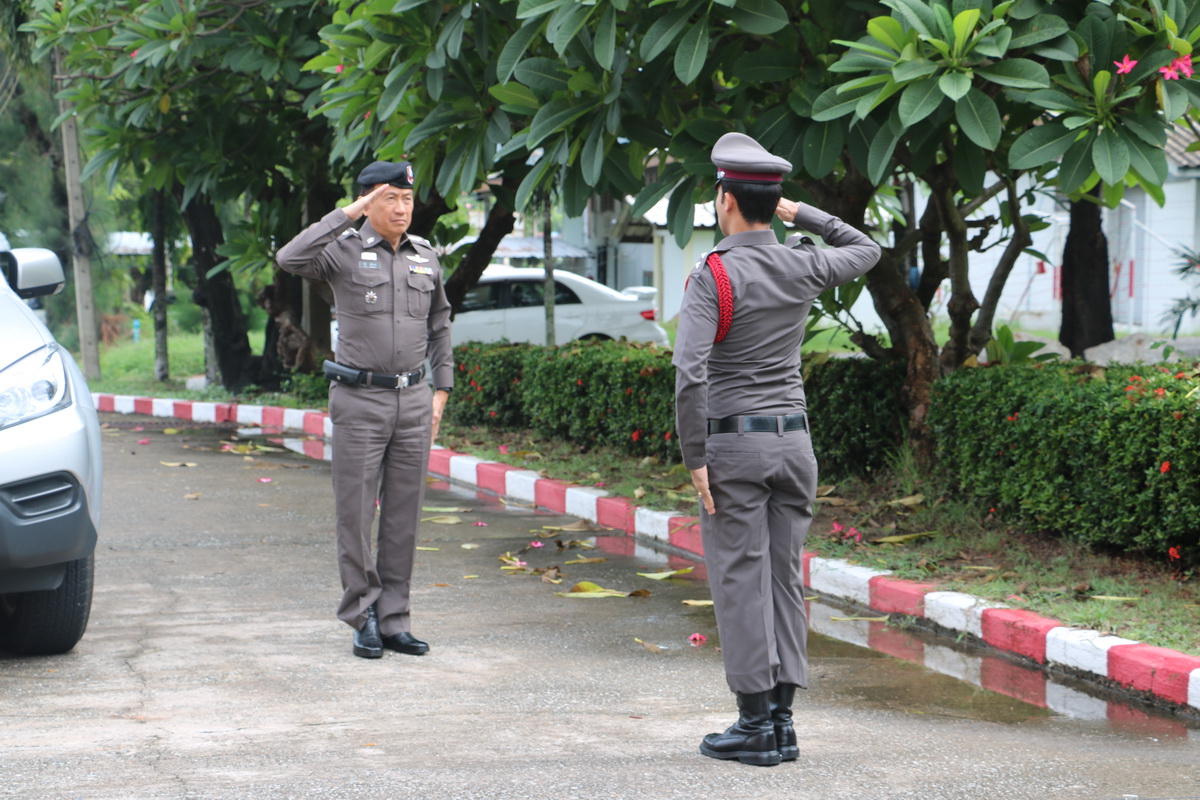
[929,362,1200,561]
[804,356,906,480]
[449,342,530,428]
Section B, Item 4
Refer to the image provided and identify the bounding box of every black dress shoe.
[352,606,383,659]
[381,631,429,655]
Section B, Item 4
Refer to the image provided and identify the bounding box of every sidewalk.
[94,392,1200,718]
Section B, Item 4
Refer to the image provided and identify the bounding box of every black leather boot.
[769,683,799,761]
[352,605,383,659]
[699,691,782,766]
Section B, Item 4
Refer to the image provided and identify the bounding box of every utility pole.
[55,50,101,379]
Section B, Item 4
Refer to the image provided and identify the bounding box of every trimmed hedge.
[447,341,904,475]
[929,363,1200,559]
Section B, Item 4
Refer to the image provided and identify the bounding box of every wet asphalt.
[1,417,1198,799]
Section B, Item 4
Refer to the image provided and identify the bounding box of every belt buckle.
[395,373,407,389]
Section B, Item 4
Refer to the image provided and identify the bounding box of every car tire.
[0,553,94,655]
[580,333,612,341]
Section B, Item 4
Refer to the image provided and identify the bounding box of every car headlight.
[0,344,72,431]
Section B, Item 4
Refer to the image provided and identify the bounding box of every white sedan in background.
[450,266,669,346]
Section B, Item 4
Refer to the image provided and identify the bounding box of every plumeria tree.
[22,0,342,391]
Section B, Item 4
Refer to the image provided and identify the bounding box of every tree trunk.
[151,189,169,381]
[444,190,517,312]
[178,194,254,392]
[1059,189,1114,359]
[542,197,555,346]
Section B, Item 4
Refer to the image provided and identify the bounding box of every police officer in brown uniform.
[674,133,881,765]
[276,161,454,659]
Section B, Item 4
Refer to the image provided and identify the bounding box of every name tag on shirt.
[409,264,434,276]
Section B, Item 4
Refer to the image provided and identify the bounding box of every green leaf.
[641,3,693,62]
[898,77,944,126]
[973,27,1013,58]
[1121,113,1168,148]
[1161,79,1189,122]
[1092,70,1111,112]
[868,16,908,51]
[954,88,1001,150]
[976,58,1049,88]
[516,0,569,19]
[954,137,985,196]
[582,118,606,186]
[1092,127,1130,185]
[1008,120,1077,169]
[727,0,789,34]
[883,0,939,37]
[546,2,593,56]
[668,176,699,248]
[1026,88,1086,112]
[528,98,595,147]
[1032,33,1080,61]
[1008,13,1068,48]
[497,22,542,84]
[674,20,709,83]
[811,84,873,121]
[488,82,539,109]
[1056,133,1094,194]
[867,114,902,184]
[630,169,684,219]
[802,121,845,179]
[1121,130,1167,185]
[594,4,616,70]
[893,58,939,82]
[952,8,981,54]
[939,71,972,101]
[514,57,570,92]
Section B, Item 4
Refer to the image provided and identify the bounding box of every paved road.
[2,419,1198,800]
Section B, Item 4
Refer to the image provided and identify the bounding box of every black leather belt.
[364,367,425,389]
[707,413,807,434]
[324,359,425,389]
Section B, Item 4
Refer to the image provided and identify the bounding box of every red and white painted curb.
[95,393,1200,719]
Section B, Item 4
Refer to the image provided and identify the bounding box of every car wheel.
[0,553,94,655]
[580,333,612,341]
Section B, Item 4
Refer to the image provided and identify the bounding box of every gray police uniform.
[276,192,453,639]
[673,136,881,695]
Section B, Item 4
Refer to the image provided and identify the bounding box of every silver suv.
[0,246,101,655]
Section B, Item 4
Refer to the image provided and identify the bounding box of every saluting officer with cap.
[674,132,881,766]
[277,160,453,660]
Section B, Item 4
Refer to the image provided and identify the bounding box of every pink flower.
[1114,55,1137,74]
[1175,54,1194,78]
[594,481,606,487]
[335,64,344,74]
[472,521,488,527]
[1160,63,1180,80]
[137,438,150,445]
[257,477,272,483]
[529,540,544,548]
[842,526,863,543]
[831,520,844,534]
[688,633,708,647]
[498,444,508,454]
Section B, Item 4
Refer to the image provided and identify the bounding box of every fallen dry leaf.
[816,485,837,497]
[831,615,889,622]
[871,531,938,545]
[814,497,851,506]
[422,506,471,513]
[183,493,201,501]
[888,493,926,508]
[159,462,198,468]
[421,515,463,524]
[565,556,607,565]
[682,599,714,606]
[634,637,663,653]
[555,580,628,598]
[637,567,694,580]
[416,546,440,551]
[461,543,480,550]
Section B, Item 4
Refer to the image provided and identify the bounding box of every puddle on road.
[106,416,1200,742]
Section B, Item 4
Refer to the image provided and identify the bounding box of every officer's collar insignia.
[365,236,376,245]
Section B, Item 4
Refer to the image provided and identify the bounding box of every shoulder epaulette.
[408,234,432,247]
[683,250,734,343]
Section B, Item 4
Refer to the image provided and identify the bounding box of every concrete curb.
[94,392,1200,717]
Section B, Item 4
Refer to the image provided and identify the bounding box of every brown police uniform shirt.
[672,202,881,470]
[276,209,454,390]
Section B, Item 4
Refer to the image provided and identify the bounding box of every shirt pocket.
[406,273,435,318]
[348,270,391,315]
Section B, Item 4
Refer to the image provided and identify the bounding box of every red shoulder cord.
[707,252,734,343]
[683,252,734,343]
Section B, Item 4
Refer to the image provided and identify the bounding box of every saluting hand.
[775,198,800,225]
[342,183,390,221]
[690,466,715,516]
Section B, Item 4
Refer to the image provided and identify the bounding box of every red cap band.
[716,169,783,183]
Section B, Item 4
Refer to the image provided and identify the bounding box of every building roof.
[1166,122,1200,169]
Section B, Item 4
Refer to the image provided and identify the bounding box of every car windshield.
[505,280,580,308]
